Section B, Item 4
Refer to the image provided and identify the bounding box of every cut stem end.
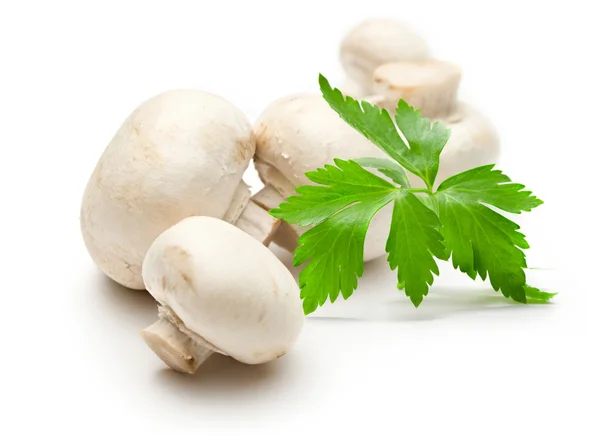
[141,317,213,374]
[235,199,281,245]
[251,184,302,252]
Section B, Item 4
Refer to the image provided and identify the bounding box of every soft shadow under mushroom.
[151,351,307,407]
[99,273,157,323]
[156,353,283,388]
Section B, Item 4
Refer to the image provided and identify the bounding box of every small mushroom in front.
[140,216,304,374]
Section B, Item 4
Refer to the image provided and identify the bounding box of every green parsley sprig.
[270,74,555,315]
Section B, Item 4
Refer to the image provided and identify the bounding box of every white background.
[1,1,599,434]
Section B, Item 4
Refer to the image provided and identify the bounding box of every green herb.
[270,74,551,314]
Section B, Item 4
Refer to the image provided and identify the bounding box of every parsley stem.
[406,188,439,215]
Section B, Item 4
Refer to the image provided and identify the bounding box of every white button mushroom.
[340,18,431,98]
[80,89,280,290]
[251,93,394,261]
[140,216,304,374]
[371,60,500,183]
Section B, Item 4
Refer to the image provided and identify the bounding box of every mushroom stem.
[222,180,252,223]
[224,180,282,245]
[141,317,213,374]
[372,61,462,119]
[252,184,301,252]
[235,200,281,246]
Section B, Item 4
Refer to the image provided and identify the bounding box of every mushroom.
[251,93,395,261]
[340,18,431,98]
[80,89,279,290]
[371,60,500,184]
[140,216,304,374]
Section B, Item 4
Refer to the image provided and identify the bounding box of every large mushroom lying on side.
[80,90,279,290]
[141,216,304,374]
[339,18,431,98]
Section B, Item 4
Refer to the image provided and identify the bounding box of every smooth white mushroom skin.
[340,18,431,97]
[252,93,395,262]
[340,77,368,99]
[141,216,304,374]
[434,103,500,184]
[80,89,276,290]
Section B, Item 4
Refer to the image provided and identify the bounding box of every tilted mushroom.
[140,216,304,374]
[80,89,279,290]
[371,60,500,184]
[340,18,431,98]
[251,93,395,261]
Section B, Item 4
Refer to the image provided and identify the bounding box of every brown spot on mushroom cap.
[180,272,193,287]
[162,246,195,291]
[164,245,191,261]
[257,309,267,323]
[132,123,164,168]
[252,349,287,361]
[235,133,255,164]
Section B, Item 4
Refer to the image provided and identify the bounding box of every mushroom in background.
[80,90,279,290]
[141,216,304,374]
[339,18,431,98]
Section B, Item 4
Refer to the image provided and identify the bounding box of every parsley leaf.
[393,100,450,189]
[271,159,397,313]
[294,198,392,314]
[386,191,448,306]
[319,74,450,189]
[437,164,543,213]
[270,159,397,227]
[318,75,408,170]
[270,74,549,314]
[435,165,543,302]
[524,285,558,302]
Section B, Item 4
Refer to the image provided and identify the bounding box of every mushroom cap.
[253,93,393,262]
[434,103,500,184]
[81,89,254,289]
[340,18,431,89]
[142,216,304,365]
